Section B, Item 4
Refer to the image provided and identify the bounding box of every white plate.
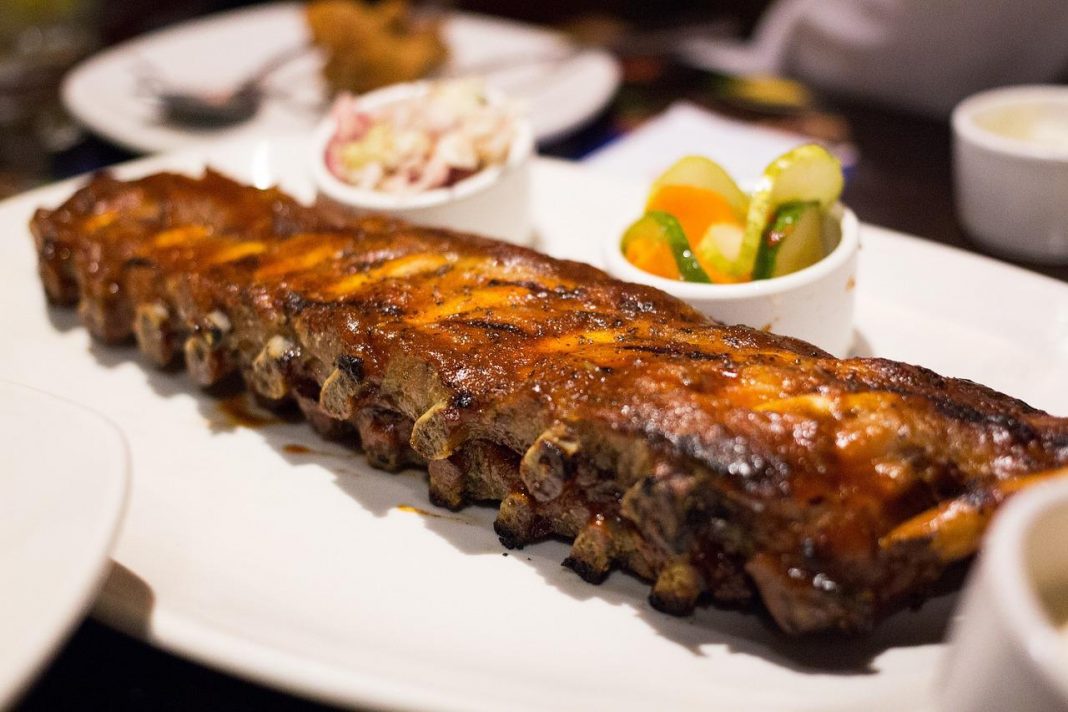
[4,137,1068,712]
[0,382,128,708]
[61,2,621,152]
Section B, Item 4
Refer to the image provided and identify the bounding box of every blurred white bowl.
[602,204,859,356]
[311,81,535,246]
[939,477,1068,712]
[953,85,1068,262]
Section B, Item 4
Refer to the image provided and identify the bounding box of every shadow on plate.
[849,328,875,358]
[94,561,157,638]
[44,302,82,334]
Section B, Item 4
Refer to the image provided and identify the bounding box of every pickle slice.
[621,211,711,283]
[740,144,843,279]
[694,222,748,282]
[752,201,824,279]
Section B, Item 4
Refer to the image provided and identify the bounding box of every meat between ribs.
[30,169,1068,634]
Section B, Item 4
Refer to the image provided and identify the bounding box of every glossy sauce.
[217,394,276,428]
[394,504,465,522]
[283,443,312,454]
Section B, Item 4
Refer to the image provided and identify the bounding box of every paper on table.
[581,101,821,187]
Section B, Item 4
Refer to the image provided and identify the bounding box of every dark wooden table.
[12,19,1068,712]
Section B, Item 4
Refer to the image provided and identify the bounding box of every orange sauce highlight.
[394,504,467,522]
[283,444,312,454]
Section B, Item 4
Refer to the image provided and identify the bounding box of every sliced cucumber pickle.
[762,144,844,209]
[621,211,711,283]
[752,201,824,279]
[694,222,748,281]
[742,144,843,278]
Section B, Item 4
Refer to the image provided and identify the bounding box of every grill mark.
[449,318,530,337]
[342,256,391,275]
[617,344,730,363]
[487,278,549,293]
[123,257,154,269]
[484,278,584,299]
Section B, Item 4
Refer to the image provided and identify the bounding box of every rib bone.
[250,335,300,400]
[520,424,580,503]
[134,302,178,366]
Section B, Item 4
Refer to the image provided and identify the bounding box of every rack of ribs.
[30,169,1068,634]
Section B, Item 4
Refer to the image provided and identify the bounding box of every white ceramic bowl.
[311,81,535,246]
[938,478,1068,712]
[953,85,1068,262]
[602,204,859,356]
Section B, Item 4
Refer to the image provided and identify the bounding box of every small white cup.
[953,85,1068,262]
[311,81,535,246]
[938,478,1068,712]
[602,205,859,356]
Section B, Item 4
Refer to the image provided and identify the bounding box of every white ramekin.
[311,81,535,246]
[938,477,1068,712]
[953,85,1068,263]
[602,204,859,356]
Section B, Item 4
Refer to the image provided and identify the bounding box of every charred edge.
[562,555,610,584]
[932,400,1040,445]
[649,560,705,616]
[336,354,364,381]
[562,519,618,584]
[494,491,540,549]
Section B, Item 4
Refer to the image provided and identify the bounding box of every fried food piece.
[306,0,448,94]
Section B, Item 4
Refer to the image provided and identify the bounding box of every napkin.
[581,101,827,187]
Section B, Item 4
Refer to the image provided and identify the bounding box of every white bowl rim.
[602,203,859,300]
[311,80,535,211]
[982,477,1068,703]
[952,84,1068,163]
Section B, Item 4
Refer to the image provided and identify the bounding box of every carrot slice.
[623,235,680,280]
[646,184,737,247]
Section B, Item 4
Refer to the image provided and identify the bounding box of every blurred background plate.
[0,381,128,708]
[60,1,621,153]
